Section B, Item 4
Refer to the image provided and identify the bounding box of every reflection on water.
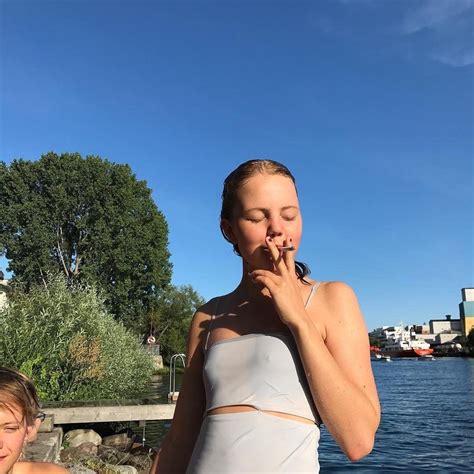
[134,360,474,472]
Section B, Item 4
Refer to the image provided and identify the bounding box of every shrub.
[0,274,154,401]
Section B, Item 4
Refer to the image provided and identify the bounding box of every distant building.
[460,288,474,339]
[413,324,430,335]
[429,315,462,334]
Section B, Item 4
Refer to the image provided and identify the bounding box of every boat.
[380,323,434,358]
[418,354,435,361]
[372,353,392,362]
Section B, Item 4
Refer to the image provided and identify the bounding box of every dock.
[26,402,176,464]
[43,402,176,424]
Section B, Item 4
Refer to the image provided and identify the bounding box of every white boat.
[374,353,392,362]
[380,323,434,358]
[418,354,435,361]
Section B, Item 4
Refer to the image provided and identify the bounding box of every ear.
[220,219,236,244]
[25,418,41,443]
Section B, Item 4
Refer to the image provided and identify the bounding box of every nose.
[267,216,284,239]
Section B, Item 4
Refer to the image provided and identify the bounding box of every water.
[318,358,474,472]
[140,358,474,472]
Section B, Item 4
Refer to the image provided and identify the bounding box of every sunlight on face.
[0,405,28,474]
[230,173,302,270]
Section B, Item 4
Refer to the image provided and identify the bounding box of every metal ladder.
[168,353,186,403]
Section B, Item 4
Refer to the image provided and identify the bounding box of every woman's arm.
[250,237,380,462]
[150,306,211,473]
[290,281,380,461]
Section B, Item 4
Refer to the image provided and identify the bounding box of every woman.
[152,160,380,473]
[0,367,68,474]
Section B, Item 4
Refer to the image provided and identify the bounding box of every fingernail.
[267,236,272,241]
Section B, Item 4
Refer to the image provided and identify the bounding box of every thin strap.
[204,298,220,351]
[304,281,321,308]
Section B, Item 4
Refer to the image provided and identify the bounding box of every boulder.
[65,429,102,448]
[102,433,133,451]
[126,453,153,472]
[112,467,138,473]
[97,444,131,465]
[60,442,98,463]
[38,415,54,433]
[61,465,96,474]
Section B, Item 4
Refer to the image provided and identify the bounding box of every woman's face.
[0,404,32,473]
[223,173,302,271]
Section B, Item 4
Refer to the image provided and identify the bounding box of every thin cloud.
[401,0,472,34]
[400,0,474,67]
[331,0,474,67]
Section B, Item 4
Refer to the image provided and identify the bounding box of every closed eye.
[4,425,20,433]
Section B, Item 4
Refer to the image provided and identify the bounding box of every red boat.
[380,323,434,358]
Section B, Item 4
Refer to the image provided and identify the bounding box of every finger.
[250,269,280,293]
[265,236,287,274]
[283,237,295,271]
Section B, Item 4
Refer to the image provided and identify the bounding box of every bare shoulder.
[191,298,218,330]
[186,296,223,362]
[318,281,362,320]
[319,280,358,300]
[14,462,69,473]
[310,281,365,337]
[190,296,224,333]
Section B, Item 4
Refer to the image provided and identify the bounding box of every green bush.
[0,274,154,401]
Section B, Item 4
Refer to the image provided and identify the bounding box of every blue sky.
[1,0,472,331]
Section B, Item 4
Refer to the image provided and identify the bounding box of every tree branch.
[56,227,70,277]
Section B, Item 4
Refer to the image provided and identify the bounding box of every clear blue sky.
[1,0,472,331]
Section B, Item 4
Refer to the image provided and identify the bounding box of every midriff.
[206,404,315,425]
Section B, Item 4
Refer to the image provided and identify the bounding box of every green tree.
[0,152,172,333]
[150,285,205,364]
[467,328,474,355]
[0,273,154,401]
[368,334,381,348]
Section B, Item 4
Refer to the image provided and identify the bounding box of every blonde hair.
[220,159,310,281]
[0,367,40,426]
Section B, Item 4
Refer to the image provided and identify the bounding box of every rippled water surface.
[320,358,474,472]
[141,358,474,472]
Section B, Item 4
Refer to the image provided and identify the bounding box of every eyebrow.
[0,422,20,428]
[244,206,299,213]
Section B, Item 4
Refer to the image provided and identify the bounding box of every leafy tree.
[149,285,205,364]
[0,152,172,333]
[368,334,381,348]
[467,328,474,355]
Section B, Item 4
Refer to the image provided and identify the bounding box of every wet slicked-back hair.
[220,159,311,281]
[0,367,40,426]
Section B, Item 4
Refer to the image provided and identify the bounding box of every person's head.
[0,368,42,471]
[220,159,310,280]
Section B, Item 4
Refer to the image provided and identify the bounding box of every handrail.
[169,353,186,402]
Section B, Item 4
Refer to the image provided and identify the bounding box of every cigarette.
[262,245,295,252]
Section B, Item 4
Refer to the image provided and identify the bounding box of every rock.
[112,467,138,474]
[61,465,96,474]
[24,427,63,462]
[126,453,152,472]
[102,433,133,451]
[38,415,54,433]
[97,444,131,465]
[65,429,102,448]
[60,442,98,463]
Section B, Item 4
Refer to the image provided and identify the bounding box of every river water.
[139,357,474,472]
